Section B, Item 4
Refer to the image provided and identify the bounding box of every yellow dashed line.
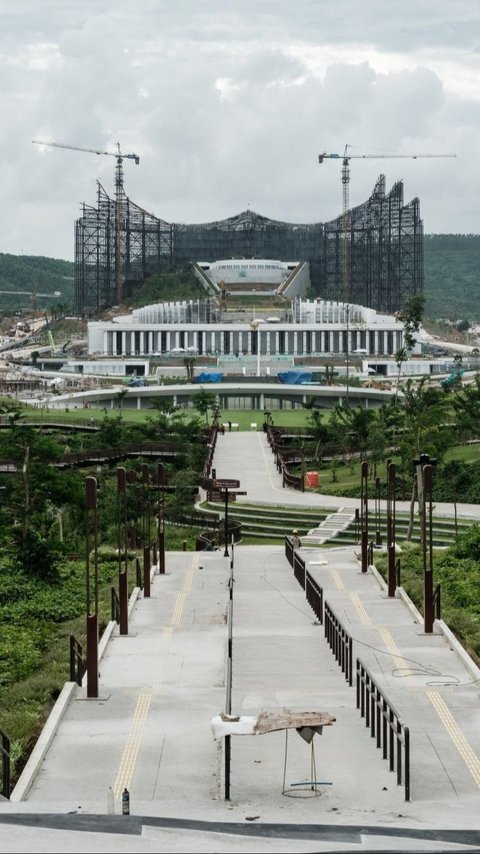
[171,590,186,626]
[257,432,278,490]
[113,691,152,798]
[428,691,480,787]
[330,569,345,590]
[350,591,372,626]
[114,557,199,797]
[184,566,195,592]
[377,625,411,676]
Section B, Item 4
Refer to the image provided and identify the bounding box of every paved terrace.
[1,432,480,853]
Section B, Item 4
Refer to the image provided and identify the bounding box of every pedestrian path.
[210,428,480,522]
[1,432,480,853]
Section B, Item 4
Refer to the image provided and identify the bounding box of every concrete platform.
[2,432,480,852]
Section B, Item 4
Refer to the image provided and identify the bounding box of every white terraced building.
[87,297,407,358]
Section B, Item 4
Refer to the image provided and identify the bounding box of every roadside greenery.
[2,370,480,789]
[374,527,480,664]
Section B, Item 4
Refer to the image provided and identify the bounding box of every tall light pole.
[85,476,99,698]
[223,487,229,557]
[157,462,165,574]
[250,320,261,377]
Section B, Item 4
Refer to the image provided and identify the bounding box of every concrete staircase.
[301,508,356,545]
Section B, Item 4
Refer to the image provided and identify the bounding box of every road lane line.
[428,691,480,787]
[113,691,152,799]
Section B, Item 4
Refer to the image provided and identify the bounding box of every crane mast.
[318,144,456,399]
[318,144,456,302]
[32,139,140,305]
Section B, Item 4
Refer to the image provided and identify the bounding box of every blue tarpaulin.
[277,371,312,384]
[195,372,224,383]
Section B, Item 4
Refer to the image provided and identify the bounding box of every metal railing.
[433,583,441,620]
[292,549,306,589]
[224,569,234,802]
[285,534,306,587]
[305,571,323,622]
[324,601,353,686]
[69,635,85,686]
[0,729,10,799]
[356,658,410,801]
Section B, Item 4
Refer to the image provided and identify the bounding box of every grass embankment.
[0,526,196,788]
[374,537,480,665]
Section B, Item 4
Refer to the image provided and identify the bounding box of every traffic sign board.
[213,479,240,489]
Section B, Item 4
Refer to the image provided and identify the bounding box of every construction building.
[75,175,423,318]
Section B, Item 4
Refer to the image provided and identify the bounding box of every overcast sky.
[2,0,478,260]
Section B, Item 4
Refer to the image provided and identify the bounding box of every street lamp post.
[250,320,261,377]
[413,453,437,633]
[142,463,151,597]
[360,460,369,573]
[116,467,129,635]
[85,476,99,698]
[374,475,382,547]
[386,461,397,598]
[223,487,229,557]
[157,462,165,574]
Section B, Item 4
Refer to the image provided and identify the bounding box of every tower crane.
[32,140,140,305]
[318,144,456,400]
[318,144,456,302]
[0,289,61,311]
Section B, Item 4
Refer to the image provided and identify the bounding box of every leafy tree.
[191,389,217,425]
[183,356,196,382]
[307,410,330,462]
[452,375,480,441]
[394,294,425,402]
[392,379,451,539]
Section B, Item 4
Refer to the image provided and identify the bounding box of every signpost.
[215,485,246,556]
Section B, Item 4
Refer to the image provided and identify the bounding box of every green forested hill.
[0,237,479,322]
[424,235,480,321]
[0,254,74,314]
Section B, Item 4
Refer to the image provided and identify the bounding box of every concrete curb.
[371,560,480,683]
[10,567,159,802]
[10,681,77,802]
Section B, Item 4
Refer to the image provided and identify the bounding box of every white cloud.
[0,0,478,260]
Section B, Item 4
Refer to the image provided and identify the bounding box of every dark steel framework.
[75,177,423,317]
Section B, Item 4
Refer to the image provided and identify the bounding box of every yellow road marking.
[377,625,411,676]
[257,431,279,490]
[114,556,199,796]
[330,569,345,590]
[171,590,186,626]
[428,691,480,787]
[350,591,372,626]
[170,561,197,626]
[113,691,152,798]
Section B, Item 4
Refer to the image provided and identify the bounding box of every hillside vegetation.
[0,254,74,314]
[1,235,480,322]
[424,234,480,321]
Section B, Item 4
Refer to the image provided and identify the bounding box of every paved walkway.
[2,433,480,853]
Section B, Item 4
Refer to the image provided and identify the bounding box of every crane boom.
[319,152,456,162]
[318,144,457,301]
[32,138,141,305]
[32,139,140,164]
[318,143,457,400]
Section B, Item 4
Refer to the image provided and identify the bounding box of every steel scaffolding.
[75,177,423,317]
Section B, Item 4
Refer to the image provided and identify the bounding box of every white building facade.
[88,297,406,359]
